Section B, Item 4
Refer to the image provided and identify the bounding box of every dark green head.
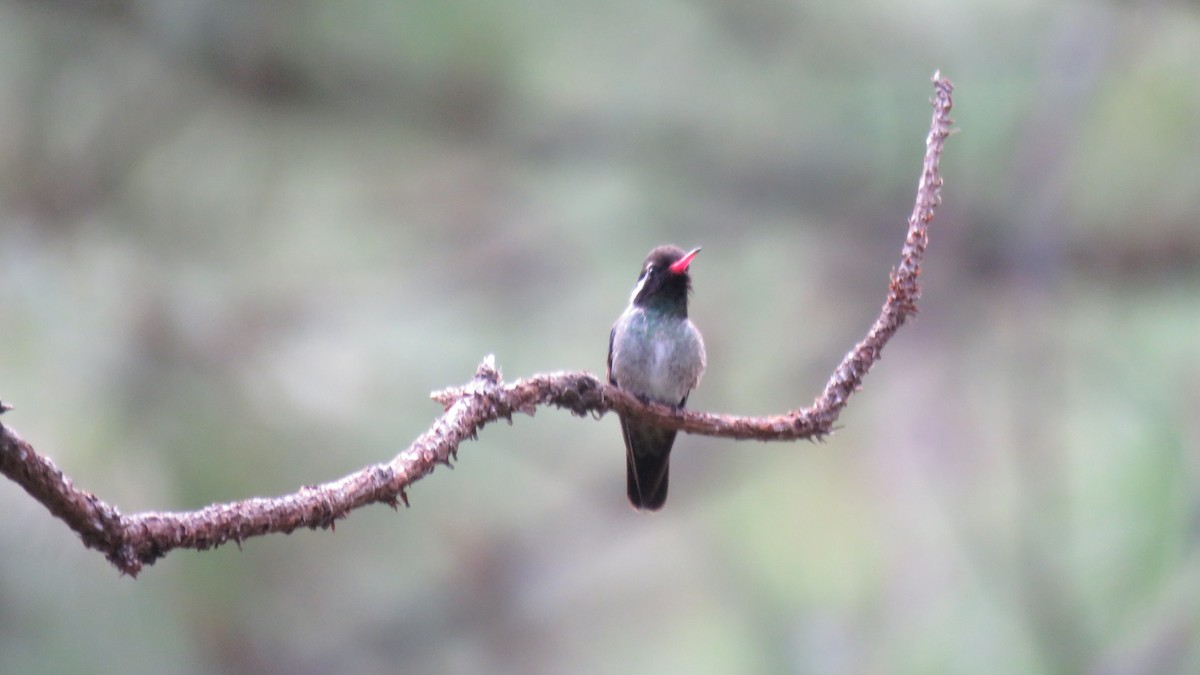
[628,245,701,317]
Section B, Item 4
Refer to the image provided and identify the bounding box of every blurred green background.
[2,1,1198,673]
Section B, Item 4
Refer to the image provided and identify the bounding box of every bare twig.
[0,73,954,576]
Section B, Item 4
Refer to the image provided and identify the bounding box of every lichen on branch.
[0,73,955,576]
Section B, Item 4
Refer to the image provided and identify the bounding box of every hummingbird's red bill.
[668,247,701,275]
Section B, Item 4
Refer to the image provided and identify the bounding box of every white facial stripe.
[629,265,653,304]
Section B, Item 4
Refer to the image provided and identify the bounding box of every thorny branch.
[0,73,954,576]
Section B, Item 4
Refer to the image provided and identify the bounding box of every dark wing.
[606,325,617,385]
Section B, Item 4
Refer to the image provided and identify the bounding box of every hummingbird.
[607,245,707,511]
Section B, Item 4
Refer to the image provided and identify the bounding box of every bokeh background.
[2,1,1199,673]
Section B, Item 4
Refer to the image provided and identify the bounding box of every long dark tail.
[621,416,675,511]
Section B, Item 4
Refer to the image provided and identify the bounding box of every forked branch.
[0,73,954,576]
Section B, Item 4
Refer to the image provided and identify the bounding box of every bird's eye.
[639,265,653,280]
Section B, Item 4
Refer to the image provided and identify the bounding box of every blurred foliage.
[2,0,1199,673]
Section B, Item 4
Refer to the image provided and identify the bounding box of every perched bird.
[607,245,707,510]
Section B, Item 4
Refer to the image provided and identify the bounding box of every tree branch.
[0,73,954,576]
